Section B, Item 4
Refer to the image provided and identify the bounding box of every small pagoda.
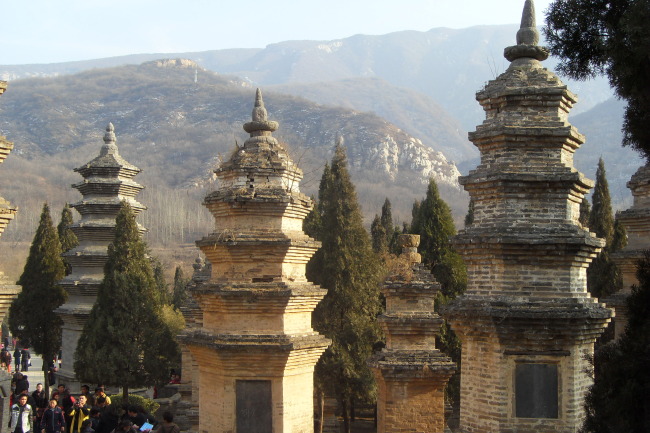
[369,234,456,433]
[56,123,145,386]
[609,163,650,339]
[0,81,20,324]
[442,2,612,432]
[182,89,329,433]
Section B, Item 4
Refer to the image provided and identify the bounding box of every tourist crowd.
[2,349,181,433]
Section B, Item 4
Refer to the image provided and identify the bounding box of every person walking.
[40,399,65,433]
[13,346,21,372]
[20,348,30,372]
[9,393,33,433]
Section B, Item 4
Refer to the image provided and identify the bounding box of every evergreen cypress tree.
[587,159,624,299]
[411,178,467,298]
[370,214,388,254]
[589,159,615,243]
[9,203,67,397]
[57,204,78,276]
[464,198,475,227]
[581,251,650,433]
[152,258,170,305]
[308,144,383,433]
[579,197,591,228]
[171,266,189,310]
[74,202,179,401]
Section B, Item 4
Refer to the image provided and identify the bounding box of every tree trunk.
[341,396,350,433]
[42,360,50,398]
[316,389,324,433]
[350,397,355,422]
[123,386,129,404]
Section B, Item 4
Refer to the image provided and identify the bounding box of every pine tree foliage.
[171,266,189,310]
[589,159,615,243]
[307,144,383,433]
[57,204,78,276]
[464,198,475,227]
[411,178,467,298]
[545,0,650,157]
[152,257,170,305]
[371,214,388,254]
[587,159,625,299]
[9,203,67,397]
[74,202,179,401]
[581,250,650,433]
[580,197,592,228]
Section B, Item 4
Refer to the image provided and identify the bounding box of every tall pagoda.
[0,81,20,324]
[369,234,456,433]
[609,163,650,339]
[56,123,145,386]
[182,89,329,433]
[442,1,612,432]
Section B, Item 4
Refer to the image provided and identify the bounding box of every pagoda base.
[370,350,456,433]
[182,331,329,433]
[443,297,611,433]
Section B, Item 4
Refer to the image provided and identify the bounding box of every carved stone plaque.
[515,363,558,418]
[236,380,272,433]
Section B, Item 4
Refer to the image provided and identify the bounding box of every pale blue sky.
[3,0,553,65]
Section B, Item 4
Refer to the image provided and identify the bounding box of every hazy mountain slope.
[270,77,477,164]
[184,26,614,128]
[0,60,465,240]
[0,25,614,133]
[572,98,645,208]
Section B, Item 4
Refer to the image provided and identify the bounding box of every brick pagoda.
[369,234,456,433]
[442,1,612,432]
[56,123,145,386]
[182,89,329,433]
[0,81,20,323]
[609,163,650,339]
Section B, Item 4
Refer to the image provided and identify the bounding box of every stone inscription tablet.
[236,380,272,433]
[515,363,558,418]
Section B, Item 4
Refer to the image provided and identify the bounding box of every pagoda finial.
[100,122,119,156]
[252,88,267,122]
[516,0,539,45]
[243,89,278,135]
[504,0,549,62]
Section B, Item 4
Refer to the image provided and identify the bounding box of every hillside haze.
[0,59,465,257]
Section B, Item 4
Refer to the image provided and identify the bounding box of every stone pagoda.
[182,89,329,433]
[0,81,20,324]
[56,123,145,386]
[609,163,650,339]
[442,2,612,432]
[369,234,456,433]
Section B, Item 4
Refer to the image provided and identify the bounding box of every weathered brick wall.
[377,378,446,433]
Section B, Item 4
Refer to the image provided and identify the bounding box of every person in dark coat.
[41,399,65,433]
[13,372,29,395]
[32,383,48,425]
[13,347,21,372]
[20,348,30,372]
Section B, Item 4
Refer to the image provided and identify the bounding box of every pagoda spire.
[182,90,329,432]
[56,122,145,389]
[442,0,611,431]
[0,81,21,329]
[100,122,118,156]
[243,88,278,136]
[505,0,549,62]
